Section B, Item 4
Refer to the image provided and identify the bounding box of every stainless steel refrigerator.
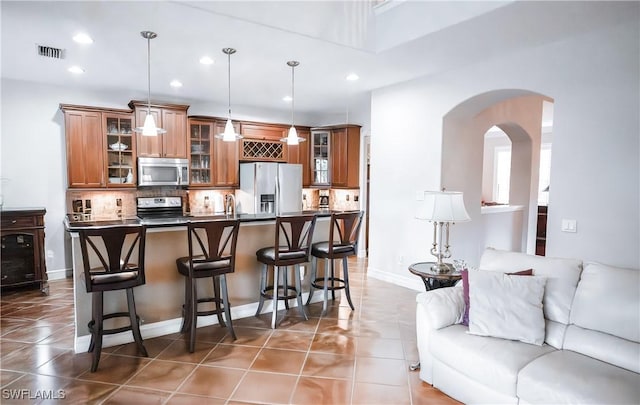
[237,163,302,215]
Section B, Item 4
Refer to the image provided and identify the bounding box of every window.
[538,144,552,205]
[494,146,511,204]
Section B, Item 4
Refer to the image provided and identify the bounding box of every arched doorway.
[441,91,553,262]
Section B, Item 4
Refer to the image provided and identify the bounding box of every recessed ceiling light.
[68,66,85,74]
[199,56,214,65]
[346,73,359,81]
[283,96,292,102]
[72,33,93,44]
[170,80,183,88]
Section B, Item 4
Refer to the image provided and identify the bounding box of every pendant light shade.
[134,31,165,137]
[281,60,305,145]
[216,48,242,142]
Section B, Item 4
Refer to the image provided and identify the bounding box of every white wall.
[369,16,639,288]
[0,78,344,277]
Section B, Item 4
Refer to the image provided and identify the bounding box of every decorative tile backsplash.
[66,187,361,220]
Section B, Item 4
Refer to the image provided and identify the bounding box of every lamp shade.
[141,113,166,136]
[285,126,299,145]
[416,191,470,222]
[220,118,241,142]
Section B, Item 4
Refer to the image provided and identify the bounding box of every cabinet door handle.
[11,220,17,224]
[1,275,8,280]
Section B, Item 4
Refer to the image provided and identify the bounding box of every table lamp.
[416,190,470,273]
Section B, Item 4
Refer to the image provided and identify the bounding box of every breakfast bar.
[65,212,332,352]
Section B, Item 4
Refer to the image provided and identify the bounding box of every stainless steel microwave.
[138,157,189,187]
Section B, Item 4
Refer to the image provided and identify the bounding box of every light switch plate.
[561,219,577,233]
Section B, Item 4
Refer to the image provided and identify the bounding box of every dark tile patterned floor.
[0,258,459,404]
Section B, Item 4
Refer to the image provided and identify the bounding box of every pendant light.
[281,61,305,145]
[134,31,165,136]
[216,48,243,141]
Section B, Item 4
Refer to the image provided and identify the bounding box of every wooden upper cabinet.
[331,128,349,188]
[340,125,361,189]
[134,107,162,157]
[104,112,136,187]
[315,124,360,189]
[188,117,240,188]
[130,101,189,158]
[62,107,105,188]
[213,120,240,187]
[287,128,311,187]
[241,123,287,140]
[162,109,187,158]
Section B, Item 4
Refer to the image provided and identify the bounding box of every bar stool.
[255,214,317,328]
[78,224,148,372]
[176,219,240,352]
[307,211,364,315]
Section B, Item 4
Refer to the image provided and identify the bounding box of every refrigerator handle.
[275,171,280,215]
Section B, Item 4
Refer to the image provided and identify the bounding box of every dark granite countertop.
[64,210,336,231]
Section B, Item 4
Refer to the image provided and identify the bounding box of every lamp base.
[430,262,454,274]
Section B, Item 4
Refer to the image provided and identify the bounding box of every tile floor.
[0,258,460,404]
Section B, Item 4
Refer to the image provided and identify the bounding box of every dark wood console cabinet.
[1,208,48,294]
[536,205,547,256]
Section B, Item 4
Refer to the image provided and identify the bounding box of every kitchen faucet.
[225,194,237,218]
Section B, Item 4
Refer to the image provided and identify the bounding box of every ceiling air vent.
[36,44,65,59]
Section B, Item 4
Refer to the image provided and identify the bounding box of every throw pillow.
[461,268,533,326]
[467,269,547,345]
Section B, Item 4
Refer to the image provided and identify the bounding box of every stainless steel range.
[136,196,185,221]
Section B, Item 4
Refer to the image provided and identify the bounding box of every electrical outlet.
[346,194,350,201]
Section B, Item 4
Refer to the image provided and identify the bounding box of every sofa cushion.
[430,324,555,397]
[569,262,639,343]
[563,325,640,374]
[478,248,583,348]
[517,349,640,404]
[461,268,532,326]
[468,270,547,345]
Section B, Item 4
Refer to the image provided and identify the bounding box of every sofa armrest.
[415,285,465,384]
[415,285,465,330]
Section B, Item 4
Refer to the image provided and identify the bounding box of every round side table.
[408,262,462,371]
[408,262,462,291]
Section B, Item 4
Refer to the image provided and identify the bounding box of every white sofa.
[415,248,640,404]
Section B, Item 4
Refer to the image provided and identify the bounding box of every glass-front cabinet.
[189,120,213,185]
[311,130,330,186]
[104,113,135,187]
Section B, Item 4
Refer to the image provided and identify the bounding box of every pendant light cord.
[291,63,295,127]
[147,36,151,115]
[228,51,232,119]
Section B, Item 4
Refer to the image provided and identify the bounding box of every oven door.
[138,157,189,186]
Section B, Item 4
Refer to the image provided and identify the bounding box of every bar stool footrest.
[311,277,347,291]
[261,285,300,301]
[88,312,141,336]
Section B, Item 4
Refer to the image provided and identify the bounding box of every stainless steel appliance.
[237,163,302,215]
[138,157,189,187]
[136,196,186,223]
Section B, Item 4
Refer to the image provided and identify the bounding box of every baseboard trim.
[74,291,325,353]
[367,266,424,292]
[47,268,72,281]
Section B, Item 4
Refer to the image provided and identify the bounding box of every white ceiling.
[1,1,634,116]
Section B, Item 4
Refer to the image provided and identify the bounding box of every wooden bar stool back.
[307,211,364,315]
[176,219,240,352]
[78,224,148,372]
[255,214,317,328]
